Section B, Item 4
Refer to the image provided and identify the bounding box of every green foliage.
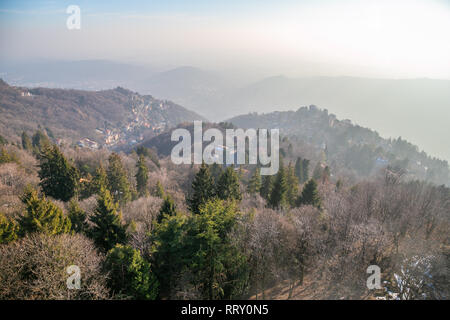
[150,213,189,297]
[322,166,331,183]
[0,212,19,244]
[298,179,322,209]
[312,162,323,181]
[92,164,108,194]
[18,189,71,236]
[150,199,248,299]
[189,200,248,299]
[104,244,159,300]
[260,175,273,200]
[21,131,32,151]
[286,162,299,207]
[216,166,242,202]
[0,135,8,146]
[210,163,223,184]
[247,167,262,195]
[68,200,89,234]
[107,153,131,205]
[38,144,79,202]
[136,146,160,168]
[269,165,289,209]
[89,187,128,252]
[0,147,19,164]
[32,130,50,153]
[302,158,310,183]
[158,194,177,223]
[135,155,149,197]
[188,162,215,213]
[295,157,304,183]
[154,180,165,198]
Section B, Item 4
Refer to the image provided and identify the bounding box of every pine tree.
[0,135,7,146]
[269,165,289,209]
[298,179,322,209]
[38,144,79,202]
[21,131,32,151]
[322,166,331,184]
[216,166,242,202]
[154,180,165,198]
[0,212,19,244]
[191,199,247,299]
[260,175,273,200]
[107,153,131,205]
[68,200,88,234]
[18,189,71,236]
[157,195,177,223]
[312,162,323,181]
[32,130,50,153]
[210,163,223,184]
[92,164,108,195]
[135,154,149,197]
[89,187,128,252]
[295,157,304,183]
[286,162,299,207]
[104,244,159,299]
[302,158,310,183]
[247,167,262,195]
[188,162,215,213]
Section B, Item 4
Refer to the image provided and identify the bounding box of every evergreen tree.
[92,164,108,195]
[302,158,310,183]
[38,144,79,202]
[154,180,165,198]
[210,163,223,184]
[190,200,248,299]
[295,157,304,183]
[107,153,131,205]
[286,162,299,207]
[247,167,262,195]
[157,194,177,223]
[322,166,331,184]
[269,165,289,209]
[135,154,149,197]
[188,162,215,213]
[0,212,19,244]
[312,162,323,181]
[150,213,188,297]
[260,175,273,200]
[68,200,88,234]
[298,179,322,209]
[21,131,32,151]
[18,189,71,236]
[216,166,242,202]
[89,187,128,252]
[32,130,50,153]
[0,135,7,146]
[0,148,19,164]
[104,244,159,299]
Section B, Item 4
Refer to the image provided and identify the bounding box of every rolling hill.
[0,79,205,149]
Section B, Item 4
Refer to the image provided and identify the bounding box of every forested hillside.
[0,80,205,149]
[228,106,450,186]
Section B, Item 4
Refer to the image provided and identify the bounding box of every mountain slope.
[0,79,205,148]
[227,106,450,186]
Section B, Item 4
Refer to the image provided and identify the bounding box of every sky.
[1,0,449,79]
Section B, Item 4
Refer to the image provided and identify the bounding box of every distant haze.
[1,0,449,160]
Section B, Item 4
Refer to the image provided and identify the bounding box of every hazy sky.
[1,0,449,79]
